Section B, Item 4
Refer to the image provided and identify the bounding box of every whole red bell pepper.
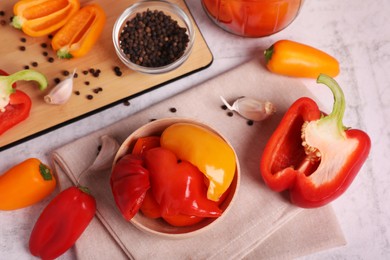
[29,186,96,260]
[110,154,151,221]
[145,147,222,218]
[0,69,48,135]
[260,74,371,208]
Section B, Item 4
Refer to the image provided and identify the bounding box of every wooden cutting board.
[0,0,213,151]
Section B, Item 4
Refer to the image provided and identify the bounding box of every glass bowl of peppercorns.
[113,0,195,74]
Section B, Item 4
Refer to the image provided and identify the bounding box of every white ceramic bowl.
[112,0,195,74]
[112,118,240,239]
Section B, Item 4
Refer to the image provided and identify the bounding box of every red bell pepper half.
[0,69,48,135]
[110,154,151,221]
[29,186,96,259]
[145,147,222,218]
[260,74,371,208]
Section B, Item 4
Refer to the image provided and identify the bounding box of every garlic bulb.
[220,96,276,121]
[44,69,76,105]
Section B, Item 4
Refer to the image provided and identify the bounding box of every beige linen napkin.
[52,59,346,259]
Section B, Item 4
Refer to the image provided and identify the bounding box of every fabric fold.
[51,59,346,259]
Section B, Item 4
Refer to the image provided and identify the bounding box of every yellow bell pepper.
[160,123,236,202]
[0,158,56,210]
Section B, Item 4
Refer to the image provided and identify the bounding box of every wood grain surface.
[0,0,213,150]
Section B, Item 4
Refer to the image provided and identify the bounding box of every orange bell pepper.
[264,40,340,78]
[12,0,80,37]
[0,158,56,210]
[51,4,106,59]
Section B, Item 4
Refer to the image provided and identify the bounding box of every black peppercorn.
[119,9,189,68]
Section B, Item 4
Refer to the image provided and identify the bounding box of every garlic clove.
[44,69,76,105]
[220,96,276,121]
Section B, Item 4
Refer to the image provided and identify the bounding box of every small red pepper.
[29,186,96,259]
[0,69,48,135]
[110,154,150,221]
[145,147,222,218]
[260,74,371,208]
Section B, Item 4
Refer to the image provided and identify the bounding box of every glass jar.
[202,0,304,37]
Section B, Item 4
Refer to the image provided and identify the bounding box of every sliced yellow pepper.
[160,123,236,202]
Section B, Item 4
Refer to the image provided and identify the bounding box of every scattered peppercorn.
[40,43,48,48]
[54,78,61,84]
[62,70,70,76]
[169,107,177,113]
[84,81,90,85]
[20,37,26,43]
[0,11,5,16]
[92,87,103,94]
[114,66,122,76]
[123,100,130,106]
[221,104,228,110]
[74,91,80,95]
[227,111,234,117]
[48,57,54,63]
[19,46,26,51]
[92,69,101,77]
[73,73,78,78]
[31,61,38,67]
[24,65,29,69]
[48,34,53,39]
[86,94,93,100]
[42,51,48,56]
[82,70,89,75]
[119,9,189,67]
[247,120,254,126]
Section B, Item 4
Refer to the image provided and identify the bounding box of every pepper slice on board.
[0,69,48,135]
[260,74,371,208]
[51,3,106,59]
[29,186,96,259]
[12,0,80,37]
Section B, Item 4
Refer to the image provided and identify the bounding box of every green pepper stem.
[39,163,53,181]
[6,70,48,91]
[264,45,274,63]
[78,186,92,195]
[316,74,345,133]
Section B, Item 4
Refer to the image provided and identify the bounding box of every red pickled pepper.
[144,147,222,218]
